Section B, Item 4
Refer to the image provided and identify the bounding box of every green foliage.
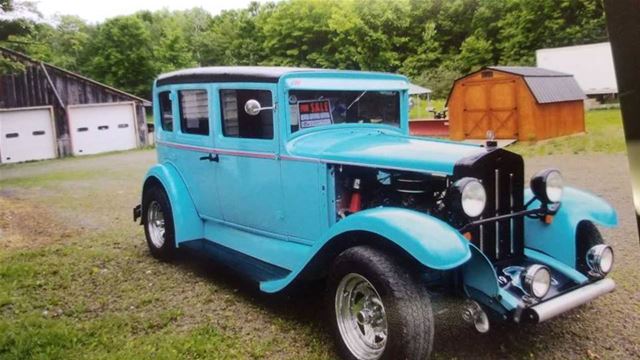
[83,16,156,98]
[0,53,24,74]
[0,0,609,100]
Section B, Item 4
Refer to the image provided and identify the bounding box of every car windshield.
[288,90,400,133]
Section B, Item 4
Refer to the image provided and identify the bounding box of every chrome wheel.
[335,273,388,360]
[147,200,165,248]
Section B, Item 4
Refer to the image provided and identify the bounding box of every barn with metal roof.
[0,47,151,163]
[446,66,586,141]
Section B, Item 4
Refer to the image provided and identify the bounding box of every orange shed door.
[462,80,518,139]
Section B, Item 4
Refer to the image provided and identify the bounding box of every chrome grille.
[455,150,525,262]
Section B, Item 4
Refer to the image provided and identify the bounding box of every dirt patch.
[0,196,79,250]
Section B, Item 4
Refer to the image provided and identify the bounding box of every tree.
[85,16,156,97]
[0,0,40,74]
[1,0,609,98]
[454,34,494,72]
[136,10,196,73]
[259,0,334,67]
[401,21,442,78]
[200,2,271,66]
[497,0,607,64]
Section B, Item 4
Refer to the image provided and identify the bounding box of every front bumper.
[521,278,615,323]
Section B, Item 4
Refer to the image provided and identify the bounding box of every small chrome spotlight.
[462,300,490,333]
[586,244,614,277]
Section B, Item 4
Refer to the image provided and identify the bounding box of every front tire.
[326,246,434,360]
[142,185,176,261]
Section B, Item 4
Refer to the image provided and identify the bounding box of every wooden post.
[40,63,65,110]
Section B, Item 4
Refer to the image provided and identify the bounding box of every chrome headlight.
[586,244,614,277]
[522,264,551,299]
[453,178,486,218]
[530,169,563,204]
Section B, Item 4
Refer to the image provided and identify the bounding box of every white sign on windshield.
[298,99,333,129]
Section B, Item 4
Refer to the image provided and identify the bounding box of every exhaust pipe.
[462,300,490,333]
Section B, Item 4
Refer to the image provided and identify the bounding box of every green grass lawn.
[0,152,334,359]
[409,98,446,119]
[507,109,625,156]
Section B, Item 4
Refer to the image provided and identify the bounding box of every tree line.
[1,0,607,98]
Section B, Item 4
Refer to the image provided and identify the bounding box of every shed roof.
[408,83,432,95]
[487,66,570,77]
[486,66,586,104]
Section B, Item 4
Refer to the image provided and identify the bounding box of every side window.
[220,89,273,139]
[179,89,209,135]
[158,91,173,131]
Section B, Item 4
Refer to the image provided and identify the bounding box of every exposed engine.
[334,165,450,221]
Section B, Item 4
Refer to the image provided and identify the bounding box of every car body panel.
[139,67,619,327]
[261,207,472,293]
[463,245,500,298]
[144,163,204,243]
[284,126,484,175]
[524,187,617,267]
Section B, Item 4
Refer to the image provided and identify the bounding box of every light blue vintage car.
[134,67,617,360]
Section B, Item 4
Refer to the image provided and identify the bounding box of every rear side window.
[158,91,173,131]
[220,89,273,139]
[178,89,209,135]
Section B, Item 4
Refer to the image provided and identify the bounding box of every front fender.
[323,207,471,270]
[260,207,471,293]
[524,187,617,267]
[143,163,204,245]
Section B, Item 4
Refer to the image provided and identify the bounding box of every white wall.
[536,42,618,95]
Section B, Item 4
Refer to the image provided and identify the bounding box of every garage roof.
[486,66,586,104]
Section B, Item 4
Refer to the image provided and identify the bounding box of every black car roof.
[156,66,327,86]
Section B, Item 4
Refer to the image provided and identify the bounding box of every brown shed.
[447,66,586,141]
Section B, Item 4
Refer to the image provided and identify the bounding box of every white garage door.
[0,106,57,164]
[68,102,138,156]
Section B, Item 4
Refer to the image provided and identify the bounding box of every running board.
[181,240,292,283]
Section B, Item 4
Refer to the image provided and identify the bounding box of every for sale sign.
[298,100,333,129]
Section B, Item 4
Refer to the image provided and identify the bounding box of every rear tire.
[326,245,434,360]
[142,185,176,261]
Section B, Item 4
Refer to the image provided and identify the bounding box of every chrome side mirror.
[244,99,273,116]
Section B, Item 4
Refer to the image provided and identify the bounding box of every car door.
[214,84,284,234]
[169,86,223,220]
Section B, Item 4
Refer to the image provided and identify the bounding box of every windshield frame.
[279,73,410,140]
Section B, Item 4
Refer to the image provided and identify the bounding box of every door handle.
[200,153,219,162]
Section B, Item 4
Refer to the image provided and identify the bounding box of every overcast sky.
[34,0,275,23]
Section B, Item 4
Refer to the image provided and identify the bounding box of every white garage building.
[536,42,618,97]
[0,47,150,164]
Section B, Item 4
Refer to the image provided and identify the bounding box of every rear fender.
[143,163,203,245]
[524,187,617,267]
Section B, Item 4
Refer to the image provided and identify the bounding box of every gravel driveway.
[431,154,640,359]
[0,150,638,359]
